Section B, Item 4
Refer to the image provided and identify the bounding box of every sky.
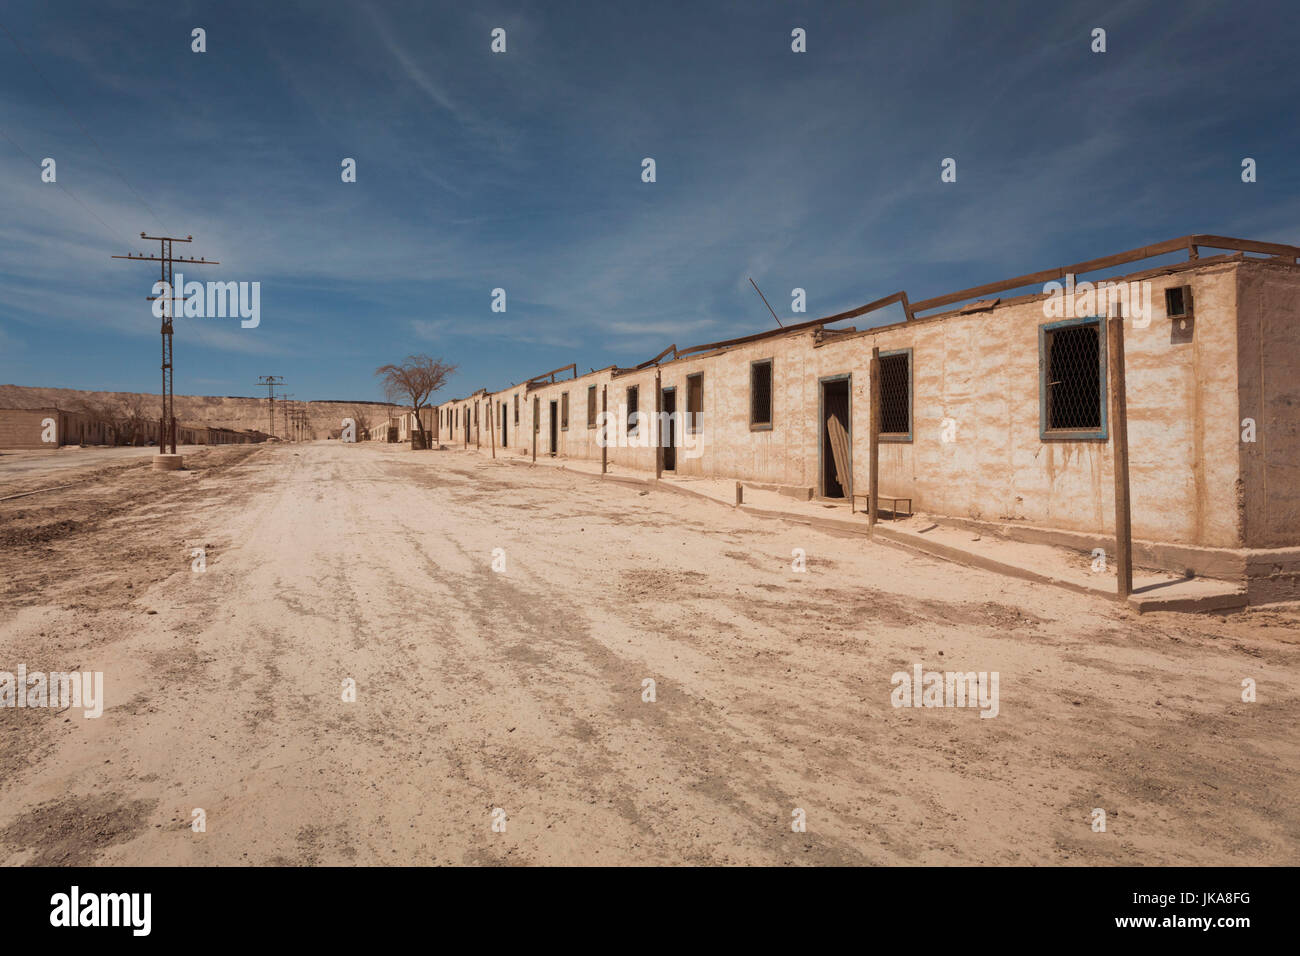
[1,0,1298,403]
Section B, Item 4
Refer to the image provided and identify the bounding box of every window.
[1039,317,1107,440]
[878,350,912,441]
[750,359,773,429]
[561,391,569,430]
[514,393,519,425]
[587,385,597,428]
[627,385,639,435]
[686,373,703,433]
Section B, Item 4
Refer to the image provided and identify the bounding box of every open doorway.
[661,387,677,471]
[819,376,851,499]
[501,402,508,447]
[548,400,558,456]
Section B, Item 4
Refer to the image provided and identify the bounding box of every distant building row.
[0,406,268,449]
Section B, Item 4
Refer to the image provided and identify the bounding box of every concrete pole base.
[152,454,185,471]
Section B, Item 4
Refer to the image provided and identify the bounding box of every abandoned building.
[0,407,118,449]
[412,235,1300,606]
[0,406,266,449]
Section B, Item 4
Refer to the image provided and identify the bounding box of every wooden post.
[489,400,496,459]
[1108,314,1133,600]
[532,396,538,463]
[601,385,608,475]
[654,369,663,479]
[868,346,881,534]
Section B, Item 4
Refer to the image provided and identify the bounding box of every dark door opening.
[501,403,508,447]
[662,387,677,471]
[548,401,558,456]
[820,378,851,498]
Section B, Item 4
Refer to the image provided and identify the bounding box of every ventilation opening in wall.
[1165,285,1191,318]
[1166,284,1194,344]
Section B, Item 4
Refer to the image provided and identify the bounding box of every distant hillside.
[0,385,397,440]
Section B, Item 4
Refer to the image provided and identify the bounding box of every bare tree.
[374,356,456,449]
[74,397,134,446]
[119,396,148,445]
[73,398,112,444]
[71,395,153,446]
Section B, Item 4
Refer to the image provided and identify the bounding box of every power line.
[0,123,141,249]
[0,16,169,233]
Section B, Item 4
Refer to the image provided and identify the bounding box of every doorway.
[819,376,851,499]
[500,402,508,447]
[548,401,558,456]
[661,387,677,471]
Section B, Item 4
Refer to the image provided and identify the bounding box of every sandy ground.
[0,446,184,489]
[1,440,1297,866]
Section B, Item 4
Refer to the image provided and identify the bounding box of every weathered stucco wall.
[1236,261,1300,549]
[813,262,1241,548]
[0,407,117,448]
[0,408,56,449]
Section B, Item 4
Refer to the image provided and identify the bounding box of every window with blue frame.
[1039,316,1107,440]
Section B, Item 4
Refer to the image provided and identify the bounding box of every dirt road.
[1,441,1297,865]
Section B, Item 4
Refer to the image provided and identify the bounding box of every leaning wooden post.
[654,369,663,479]
[532,396,538,463]
[1108,314,1133,600]
[868,346,881,534]
[601,385,608,475]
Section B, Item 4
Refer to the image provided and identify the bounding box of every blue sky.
[1,0,1297,402]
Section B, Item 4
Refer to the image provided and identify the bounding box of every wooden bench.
[850,493,912,518]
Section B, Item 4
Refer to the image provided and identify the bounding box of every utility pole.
[282,394,296,442]
[256,376,285,440]
[1109,315,1133,600]
[112,233,218,464]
